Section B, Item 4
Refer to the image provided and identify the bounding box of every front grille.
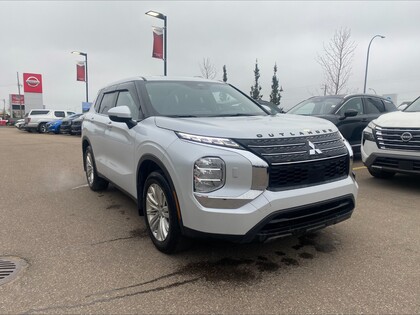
[234,132,349,190]
[72,121,82,126]
[269,155,349,190]
[373,157,420,172]
[375,127,420,151]
[256,197,354,239]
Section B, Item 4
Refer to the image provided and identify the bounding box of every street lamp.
[145,10,167,76]
[71,51,89,102]
[363,35,385,93]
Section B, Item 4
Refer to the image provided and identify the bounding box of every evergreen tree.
[269,63,281,105]
[250,59,262,100]
[222,65,227,82]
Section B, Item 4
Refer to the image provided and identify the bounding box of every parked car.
[60,113,83,134]
[287,94,397,154]
[0,118,8,126]
[46,120,63,134]
[70,115,83,135]
[14,119,25,129]
[24,109,76,133]
[362,95,420,178]
[82,76,357,253]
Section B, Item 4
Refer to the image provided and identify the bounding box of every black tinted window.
[336,98,363,115]
[99,93,116,114]
[365,98,384,114]
[30,110,49,115]
[55,111,65,117]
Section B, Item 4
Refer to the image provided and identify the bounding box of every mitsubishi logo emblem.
[308,141,322,155]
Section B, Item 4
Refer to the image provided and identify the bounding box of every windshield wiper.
[211,113,260,117]
[167,115,198,118]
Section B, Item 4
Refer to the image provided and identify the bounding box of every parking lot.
[0,127,419,314]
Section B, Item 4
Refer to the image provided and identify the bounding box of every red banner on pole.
[152,27,164,59]
[76,62,86,82]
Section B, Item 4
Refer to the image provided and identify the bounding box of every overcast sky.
[1,1,420,112]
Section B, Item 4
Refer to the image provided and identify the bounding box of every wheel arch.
[82,137,91,171]
[136,155,183,227]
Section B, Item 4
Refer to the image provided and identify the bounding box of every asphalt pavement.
[0,127,419,314]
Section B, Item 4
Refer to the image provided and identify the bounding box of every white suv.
[362,96,420,178]
[82,77,358,253]
[24,109,76,133]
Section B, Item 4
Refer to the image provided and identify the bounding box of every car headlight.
[367,121,377,130]
[363,130,375,142]
[194,157,225,193]
[176,132,242,149]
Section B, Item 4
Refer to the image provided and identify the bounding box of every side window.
[55,111,65,118]
[116,90,139,120]
[67,111,76,116]
[99,92,116,115]
[365,98,384,114]
[337,98,363,115]
[94,94,102,112]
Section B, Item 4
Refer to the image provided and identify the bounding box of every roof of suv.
[107,76,223,86]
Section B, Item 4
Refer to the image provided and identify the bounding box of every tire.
[368,167,395,179]
[38,123,48,133]
[143,171,185,254]
[84,146,109,191]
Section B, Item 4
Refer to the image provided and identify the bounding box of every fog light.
[194,157,225,193]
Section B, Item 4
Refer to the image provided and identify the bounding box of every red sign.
[152,27,164,59]
[10,94,25,105]
[76,62,86,82]
[23,73,43,93]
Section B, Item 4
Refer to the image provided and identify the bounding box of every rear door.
[85,88,117,178]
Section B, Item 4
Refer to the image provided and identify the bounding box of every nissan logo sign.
[26,76,40,87]
[401,132,413,142]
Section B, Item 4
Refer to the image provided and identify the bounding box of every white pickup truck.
[24,109,75,133]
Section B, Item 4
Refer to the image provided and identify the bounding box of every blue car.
[46,120,63,134]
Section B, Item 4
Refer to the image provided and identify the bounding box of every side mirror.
[108,106,137,129]
[339,109,358,120]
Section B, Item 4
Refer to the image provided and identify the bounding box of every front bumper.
[362,139,420,175]
[184,194,355,243]
[180,174,357,238]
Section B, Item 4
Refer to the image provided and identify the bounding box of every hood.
[374,111,420,128]
[155,114,337,139]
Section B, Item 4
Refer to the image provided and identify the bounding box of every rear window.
[54,111,65,117]
[30,110,49,115]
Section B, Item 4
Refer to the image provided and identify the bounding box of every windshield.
[288,97,343,115]
[144,81,267,117]
[404,97,420,112]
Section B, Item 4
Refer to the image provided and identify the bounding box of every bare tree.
[199,57,217,79]
[317,27,357,95]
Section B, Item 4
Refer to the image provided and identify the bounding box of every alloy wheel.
[146,183,170,242]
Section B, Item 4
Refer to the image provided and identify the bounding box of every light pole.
[71,51,89,102]
[145,10,167,76]
[363,35,385,93]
